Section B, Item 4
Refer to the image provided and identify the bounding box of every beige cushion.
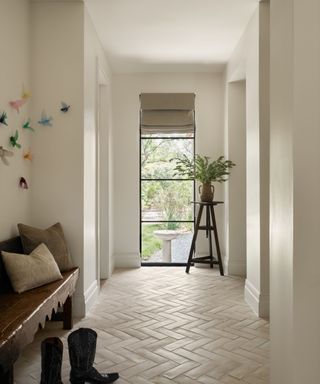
[1,243,63,293]
[18,222,73,272]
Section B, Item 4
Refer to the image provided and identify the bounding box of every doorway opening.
[226,80,246,276]
[96,59,111,283]
[139,93,196,266]
[140,133,195,265]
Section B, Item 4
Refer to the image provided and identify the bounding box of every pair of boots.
[40,328,119,384]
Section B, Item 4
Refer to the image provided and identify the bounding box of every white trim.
[259,293,270,319]
[227,260,246,276]
[114,253,141,268]
[85,279,99,312]
[96,57,111,280]
[245,279,269,318]
[31,0,84,3]
[245,279,260,316]
[223,256,229,274]
[73,294,85,318]
[96,57,109,85]
[95,59,101,286]
[73,280,99,317]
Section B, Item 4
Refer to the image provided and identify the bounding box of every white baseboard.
[245,279,260,316]
[259,293,270,319]
[114,253,141,268]
[73,294,85,318]
[73,280,99,317]
[85,280,99,312]
[110,253,115,274]
[227,260,246,277]
[223,257,229,274]
[245,279,269,318]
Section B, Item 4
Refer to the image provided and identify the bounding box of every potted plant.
[172,154,235,202]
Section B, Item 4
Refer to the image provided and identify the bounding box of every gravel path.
[148,232,193,263]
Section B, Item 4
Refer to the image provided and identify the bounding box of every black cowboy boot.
[40,337,63,384]
[68,328,119,384]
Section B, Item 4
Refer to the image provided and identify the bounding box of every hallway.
[15,267,269,383]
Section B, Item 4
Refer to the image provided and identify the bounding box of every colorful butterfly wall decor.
[0,111,8,126]
[9,87,31,113]
[22,119,35,132]
[60,101,70,113]
[0,146,13,165]
[9,99,27,113]
[19,177,28,189]
[21,89,31,100]
[10,130,21,148]
[23,150,33,161]
[38,111,53,126]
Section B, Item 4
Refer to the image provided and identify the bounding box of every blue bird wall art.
[38,111,53,126]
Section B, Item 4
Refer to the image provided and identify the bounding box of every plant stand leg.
[186,204,204,273]
[207,205,214,268]
[210,205,224,276]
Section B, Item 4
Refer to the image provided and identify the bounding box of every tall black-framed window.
[139,93,195,266]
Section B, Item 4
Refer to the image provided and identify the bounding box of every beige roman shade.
[140,93,195,134]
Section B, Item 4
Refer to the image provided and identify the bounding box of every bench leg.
[63,296,73,330]
[0,366,13,384]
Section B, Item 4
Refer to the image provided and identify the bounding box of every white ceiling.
[85,0,259,73]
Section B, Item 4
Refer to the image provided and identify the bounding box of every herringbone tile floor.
[14,267,269,384]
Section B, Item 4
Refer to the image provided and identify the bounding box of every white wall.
[258,2,270,320]
[270,0,320,382]
[31,2,111,315]
[83,6,113,307]
[0,0,113,317]
[30,1,113,316]
[30,0,85,314]
[112,73,224,267]
[226,80,246,276]
[224,3,269,317]
[0,0,31,240]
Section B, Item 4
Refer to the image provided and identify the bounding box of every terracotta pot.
[199,183,214,202]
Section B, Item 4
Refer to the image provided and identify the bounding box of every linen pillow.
[1,243,63,293]
[18,222,73,272]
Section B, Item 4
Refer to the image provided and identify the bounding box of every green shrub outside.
[142,224,162,259]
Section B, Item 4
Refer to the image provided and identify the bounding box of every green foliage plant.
[142,224,162,259]
[172,154,235,184]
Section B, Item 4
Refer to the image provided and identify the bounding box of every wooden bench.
[0,236,79,384]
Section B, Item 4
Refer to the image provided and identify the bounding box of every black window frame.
[139,117,196,266]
